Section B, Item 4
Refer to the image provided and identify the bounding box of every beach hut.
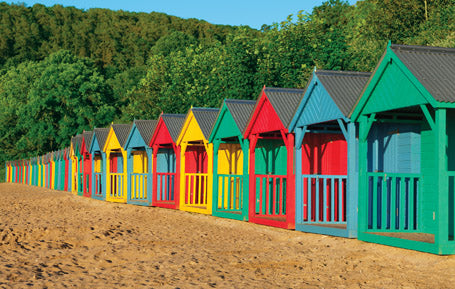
[177,107,219,215]
[58,150,65,190]
[5,161,10,183]
[63,147,71,192]
[125,120,157,206]
[27,158,31,186]
[150,113,185,209]
[44,154,50,188]
[244,87,304,229]
[50,152,56,189]
[104,124,132,203]
[351,43,455,254]
[81,131,93,197]
[209,99,256,221]
[71,134,83,195]
[90,128,109,201]
[289,69,371,238]
[54,150,62,190]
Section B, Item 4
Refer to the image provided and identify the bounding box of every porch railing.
[301,174,347,224]
[216,174,243,212]
[367,172,420,232]
[130,173,148,201]
[156,172,176,202]
[254,174,287,217]
[94,172,103,197]
[77,172,83,192]
[109,173,125,199]
[184,173,208,206]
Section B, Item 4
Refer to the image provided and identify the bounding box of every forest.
[0,0,454,172]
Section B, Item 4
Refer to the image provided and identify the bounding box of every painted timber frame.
[103,124,130,203]
[244,87,304,229]
[124,120,156,206]
[351,43,455,254]
[176,108,218,215]
[289,70,371,238]
[150,114,185,209]
[209,99,256,221]
[89,129,108,201]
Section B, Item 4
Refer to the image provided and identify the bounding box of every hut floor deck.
[303,223,347,229]
[368,232,435,243]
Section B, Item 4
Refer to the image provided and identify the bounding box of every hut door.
[156,148,176,202]
[185,146,208,206]
[301,133,348,223]
[217,144,244,212]
[367,123,421,231]
[254,139,287,217]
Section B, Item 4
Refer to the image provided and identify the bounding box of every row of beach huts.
[5,43,455,255]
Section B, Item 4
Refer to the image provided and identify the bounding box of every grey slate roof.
[224,99,257,133]
[71,134,83,151]
[134,120,158,145]
[112,124,133,148]
[315,70,371,116]
[192,108,220,140]
[161,114,186,143]
[264,87,305,128]
[82,131,93,152]
[93,128,109,150]
[391,44,455,103]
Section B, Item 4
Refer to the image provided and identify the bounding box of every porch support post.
[435,108,448,253]
[346,121,358,237]
[206,141,214,214]
[106,151,111,200]
[212,140,221,215]
[286,132,296,228]
[152,145,159,205]
[127,148,133,202]
[91,152,95,195]
[122,149,128,202]
[146,147,153,204]
[179,142,188,209]
[174,144,181,209]
[358,115,369,236]
[240,136,250,220]
[248,134,259,221]
[295,126,304,226]
[101,151,106,198]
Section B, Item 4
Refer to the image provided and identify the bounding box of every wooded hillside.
[0,0,454,166]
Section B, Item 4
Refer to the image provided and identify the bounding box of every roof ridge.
[315,70,371,77]
[391,43,455,54]
[225,99,257,104]
[265,87,304,92]
[192,107,220,111]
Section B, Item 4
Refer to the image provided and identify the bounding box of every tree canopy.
[1,0,454,172]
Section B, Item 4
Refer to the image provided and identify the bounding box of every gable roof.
[112,124,132,148]
[93,128,109,149]
[315,70,371,116]
[225,99,257,133]
[134,120,157,144]
[390,44,455,103]
[71,134,83,151]
[263,87,305,128]
[161,114,186,143]
[192,108,220,139]
[82,131,93,152]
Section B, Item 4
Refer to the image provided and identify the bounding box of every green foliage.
[1,0,454,165]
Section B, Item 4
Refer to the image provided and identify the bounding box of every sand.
[0,183,454,288]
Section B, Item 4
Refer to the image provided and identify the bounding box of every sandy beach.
[0,182,454,288]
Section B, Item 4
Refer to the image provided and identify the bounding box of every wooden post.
[295,127,304,226]
[347,122,358,237]
[212,140,221,215]
[174,144,181,209]
[358,115,369,236]
[180,142,187,209]
[127,148,133,202]
[286,132,295,229]
[249,134,258,221]
[241,137,250,221]
[146,147,153,205]
[436,108,448,253]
